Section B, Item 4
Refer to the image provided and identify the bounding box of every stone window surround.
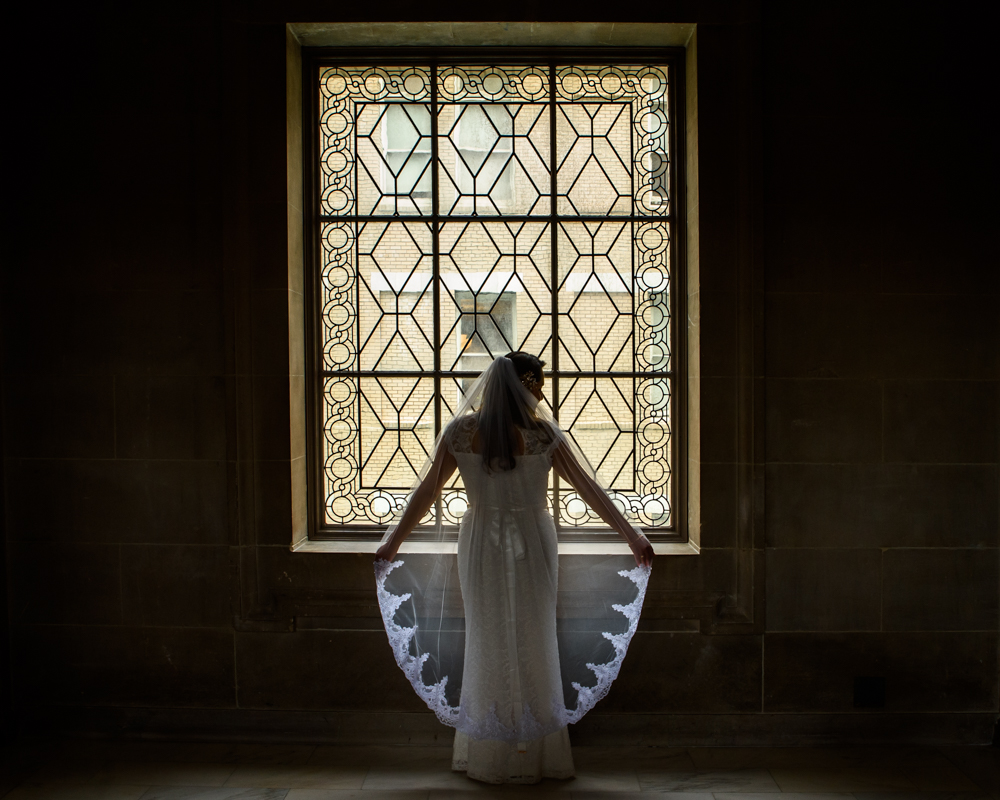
[285,22,702,558]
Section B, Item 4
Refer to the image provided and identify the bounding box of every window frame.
[302,46,689,548]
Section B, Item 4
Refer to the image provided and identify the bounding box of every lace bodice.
[445,415,557,512]
[446,414,557,458]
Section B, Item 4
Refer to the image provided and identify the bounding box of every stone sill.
[293,539,699,556]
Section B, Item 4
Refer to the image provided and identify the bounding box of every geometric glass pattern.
[315,60,674,535]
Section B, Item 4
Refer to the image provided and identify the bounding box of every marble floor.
[0,740,997,799]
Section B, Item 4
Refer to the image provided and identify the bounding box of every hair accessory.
[520,372,538,391]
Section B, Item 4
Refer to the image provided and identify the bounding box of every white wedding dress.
[446,414,574,783]
[374,356,650,786]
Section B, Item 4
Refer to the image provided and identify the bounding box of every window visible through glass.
[457,291,517,393]
[454,105,515,213]
[382,104,432,203]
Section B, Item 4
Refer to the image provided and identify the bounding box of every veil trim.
[375,557,650,743]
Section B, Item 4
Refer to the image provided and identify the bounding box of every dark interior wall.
[3,0,997,743]
[1,367,9,743]
[761,4,998,732]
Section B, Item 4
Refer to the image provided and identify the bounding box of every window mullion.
[430,64,443,533]
[548,64,561,535]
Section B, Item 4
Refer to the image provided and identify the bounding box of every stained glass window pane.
[315,61,675,535]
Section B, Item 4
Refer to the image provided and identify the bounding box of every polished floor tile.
[360,767,495,792]
[223,766,366,791]
[689,745,950,771]
[95,764,239,788]
[19,760,236,790]
[565,792,713,799]
[138,788,291,799]
[505,771,638,794]
[572,747,696,773]
[3,786,148,800]
[770,762,981,792]
[687,747,793,771]
[637,767,781,792]
[852,793,997,800]
[286,791,428,800]
[1,741,996,798]
[710,794,852,800]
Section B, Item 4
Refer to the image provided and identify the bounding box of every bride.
[375,352,654,784]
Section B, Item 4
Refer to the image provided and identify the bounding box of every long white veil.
[374,356,651,743]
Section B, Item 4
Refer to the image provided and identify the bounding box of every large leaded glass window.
[307,55,682,542]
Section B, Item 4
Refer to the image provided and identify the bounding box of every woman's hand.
[629,534,654,568]
[374,541,398,563]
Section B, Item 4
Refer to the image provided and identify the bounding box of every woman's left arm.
[374,445,458,562]
[552,442,654,567]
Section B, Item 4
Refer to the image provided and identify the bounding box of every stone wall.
[759,1,998,729]
[3,0,997,744]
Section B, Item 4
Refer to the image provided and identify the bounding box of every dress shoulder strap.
[520,422,558,457]
[446,414,478,454]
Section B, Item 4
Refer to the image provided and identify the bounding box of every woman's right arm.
[551,441,654,567]
[374,444,458,562]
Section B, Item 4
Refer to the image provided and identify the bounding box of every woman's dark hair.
[479,352,546,472]
[505,351,545,391]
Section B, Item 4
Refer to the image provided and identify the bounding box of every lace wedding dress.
[374,356,650,785]
[446,414,573,782]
